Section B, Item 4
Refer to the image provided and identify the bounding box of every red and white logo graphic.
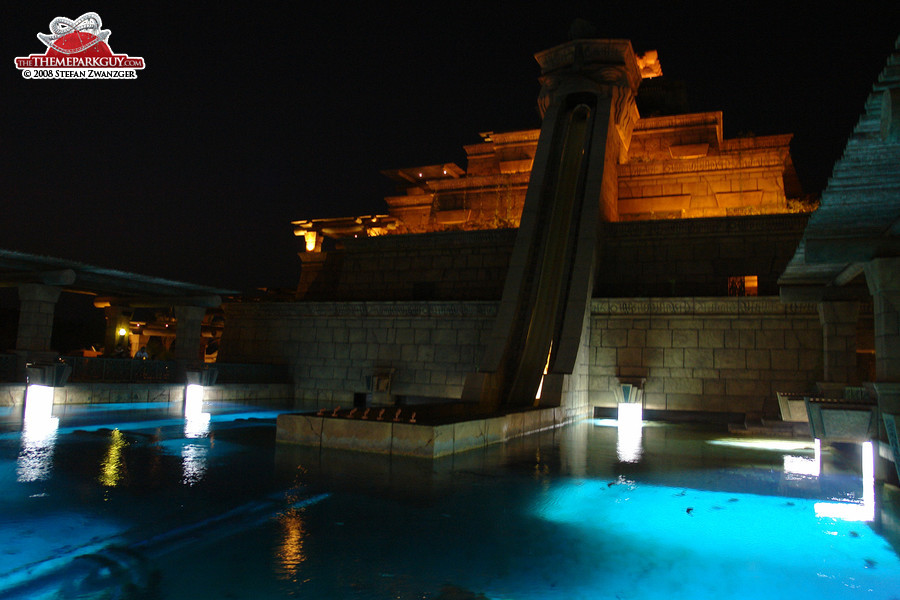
[14,12,145,79]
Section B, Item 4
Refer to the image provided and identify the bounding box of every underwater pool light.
[18,384,60,482]
[24,384,54,423]
[814,441,875,522]
[616,402,643,463]
[183,384,210,438]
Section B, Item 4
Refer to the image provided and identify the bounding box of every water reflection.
[17,385,59,482]
[182,385,210,485]
[99,429,128,487]
[814,441,876,522]
[783,439,821,477]
[181,443,209,486]
[276,509,307,580]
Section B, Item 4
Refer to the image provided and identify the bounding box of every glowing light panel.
[616,403,643,463]
[17,385,59,482]
[184,384,210,439]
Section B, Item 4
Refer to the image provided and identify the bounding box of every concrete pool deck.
[276,406,590,458]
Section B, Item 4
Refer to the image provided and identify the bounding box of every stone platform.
[275,406,588,459]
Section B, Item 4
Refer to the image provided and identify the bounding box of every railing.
[1,356,292,385]
[62,356,177,383]
[213,362,291,384]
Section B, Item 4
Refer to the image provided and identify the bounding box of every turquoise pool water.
[1,400,899,599]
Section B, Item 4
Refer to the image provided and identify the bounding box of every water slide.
[502,102,595,404]
[464,94,610,410]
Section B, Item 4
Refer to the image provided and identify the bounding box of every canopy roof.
[0,249,236,306]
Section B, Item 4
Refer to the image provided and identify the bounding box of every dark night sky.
[2,2,899,293]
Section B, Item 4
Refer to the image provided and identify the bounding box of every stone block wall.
[557,305,593,416]
[220,296,826,419]
[589,297,823,415]
[300,229,516,302]
[596,214,809,297]
[219,301,498,410]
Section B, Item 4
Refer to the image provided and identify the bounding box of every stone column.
[817,301,860,388]
[462,38,642,411]
[171,305,206,365]
[864,258,900,481]
[296,252,328,299]
[13,284,63,381]
[865,258,900,387]
[15,284,62,352]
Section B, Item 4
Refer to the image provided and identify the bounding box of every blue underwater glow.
[531,478,900,600]
[0,402,898,599]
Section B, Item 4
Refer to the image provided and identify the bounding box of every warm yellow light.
[117,328,127,337]
[744,275,758,296]
[99,429,127,487]
[304,231,317,252]
[535,344,552,401]
[277,511,307,579]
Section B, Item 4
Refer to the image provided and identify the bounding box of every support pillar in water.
[463,38,643,411]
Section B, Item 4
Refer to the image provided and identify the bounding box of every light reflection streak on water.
[99,429,128,487]
[182,385,210,485]
[784,439,821,477]
[181,443,209,486]
[276,509,307,580]
[17,385,59,482]
[814,441,876,522]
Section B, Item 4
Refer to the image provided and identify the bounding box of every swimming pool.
[1,400,899,599]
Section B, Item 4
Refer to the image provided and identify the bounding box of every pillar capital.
[15,284,62,353]
[865,257,900,298]
[17,283,62,305]
[535,39,643,158]
[817,300,861,326]
[535,39,643,101]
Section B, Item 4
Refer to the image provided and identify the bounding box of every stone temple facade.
[218,37,856,425]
